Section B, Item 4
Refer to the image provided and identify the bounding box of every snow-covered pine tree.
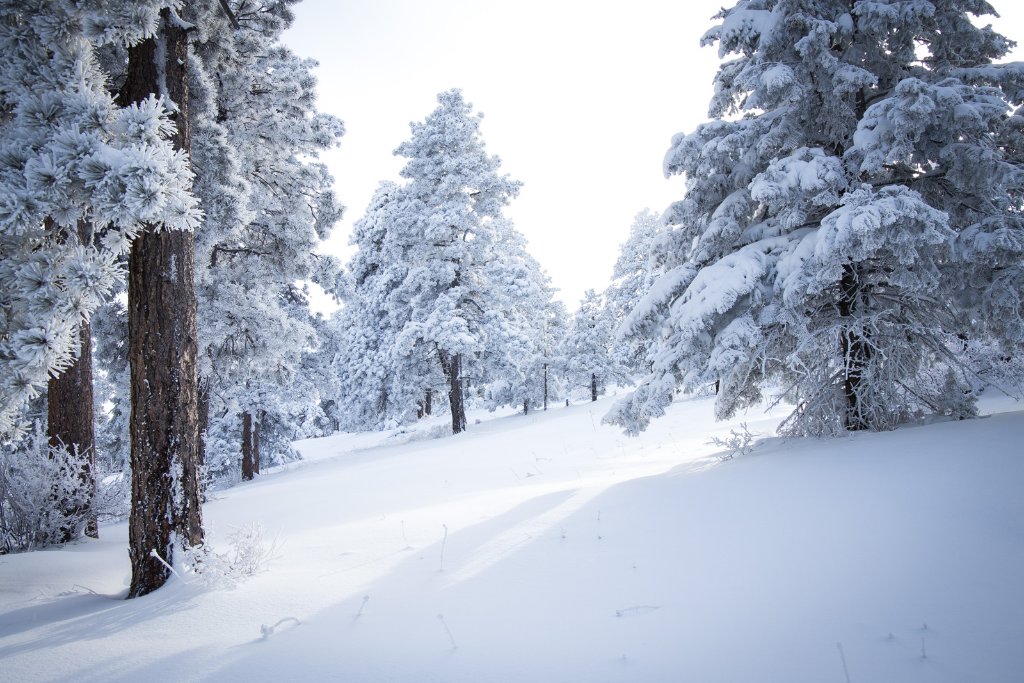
[603,209,664,375]
[562,289,630,402]
[478,222,558,415]
[0,1,200,440]
[609,0,1024,436]
[190,1,344,480]
[538,299,571,411]
[332,181,425,430]
[386,89,523,434]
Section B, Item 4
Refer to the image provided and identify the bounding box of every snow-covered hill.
[1,393,1022,682]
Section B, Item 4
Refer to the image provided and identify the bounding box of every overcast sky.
[283,0,1024,310]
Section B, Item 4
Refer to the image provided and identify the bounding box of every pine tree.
[190,1,344,479]
[332,182,420,430]
[122,4,207,598]
[478,224,559,415]
[539,299,571,411]
[562,290,629,402]
[603,209,664,374]
[349,90,523,434]
[609,0,1024,436]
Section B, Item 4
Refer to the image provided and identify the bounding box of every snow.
[2,394,1023,682]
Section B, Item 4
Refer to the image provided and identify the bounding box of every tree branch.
[218,0,241,30]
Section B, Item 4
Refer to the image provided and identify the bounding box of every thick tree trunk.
[442,352,467,434]
[125,10,204,599]
[47,316,97,542]
[591,373,598,402]
[241,411,254,481]
[839,263,871,431]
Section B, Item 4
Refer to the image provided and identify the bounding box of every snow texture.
[1,393,1022,682]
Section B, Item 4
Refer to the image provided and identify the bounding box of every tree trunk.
[424,389,432,416]
[125,10,204,599]
[543,363,548,411]
[442,352,467,434]
[241,411,254,481]
[253,411,261,475]
[47,314,97,542]
[591,373,598,402]
[839,263,871,431]
[197,377,209,469]
[523,399,529,415]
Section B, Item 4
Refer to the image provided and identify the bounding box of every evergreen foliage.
[334,90,553,431]
[603,209,664,374]
[0,1,200,439]
[561,289,630,402]
[608,0,1024,436]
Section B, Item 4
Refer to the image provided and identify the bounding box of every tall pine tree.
[122,3,212,598]
[336,91,545,433]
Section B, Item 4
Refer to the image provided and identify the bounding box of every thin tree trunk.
[591,373,598,402]
[424,389,432,416]
[241,411,254,481]
[197,377,209,469]
[47,313,97,541]
[125,10,204,599]
[840,263,871,431]
[543,363,548,411]
[253,411,261,475]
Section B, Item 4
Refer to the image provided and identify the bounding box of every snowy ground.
[1,392,1023,682]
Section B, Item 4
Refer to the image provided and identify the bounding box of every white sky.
[283,0,1024,310]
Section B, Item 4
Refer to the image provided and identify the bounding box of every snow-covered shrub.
[182,523,280,589]
[0,421,127,553]
[707,422,760,461]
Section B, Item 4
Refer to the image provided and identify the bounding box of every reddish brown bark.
[125,9,204,598]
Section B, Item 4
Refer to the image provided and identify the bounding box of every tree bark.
[253,410,261,475]
[125,10,204,599]
[591,373,598,402]
[442,352,467,434]
[197,377,209,469]
[840,263,871,431]
[543,363,548,411]
[241,411,254,481]
[424,389,432,416]
[47,314,97,542]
